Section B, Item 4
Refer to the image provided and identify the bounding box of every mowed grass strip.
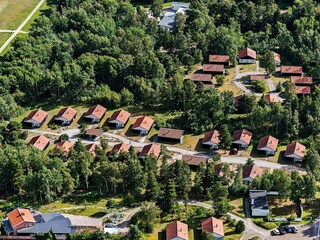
[0,33,11,46]
[0,0,39,29]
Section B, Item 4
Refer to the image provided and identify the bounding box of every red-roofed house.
[109,142,130,157]
[132,116,154,135]
[243,164,264,184]
[250,75,267,81]
[139,143,161,159]
[203,64,225,75]
[108,109,131,129]
[232,129,252,150]
[264,94,280,104]
[281,66,302,76]
[5,208,36,235]
[29,135,50,152]
[189,73,212,84]
[257,135,279,155]
[291,76,313,86]
[54,141,73,157]
[166,221,188,240]
[214,163,234,178]
[296,86,311,95]
[201,217,224,240]
[86,143,97,157]
[209,55,230,66]
[273,52,281,66]
[182,155,209,167]
[23,109,48,128]
[285,142,306,162]
[158,128,185,143]
[84,104,107,123]
[54,107,77,125]
[238,47,256,64]
[202,130,220,150]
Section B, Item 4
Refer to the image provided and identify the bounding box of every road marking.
[0,0,45,54]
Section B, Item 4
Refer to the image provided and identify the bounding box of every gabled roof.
[132,116,154,131]
[257,135,279,151]
[238,47,256,59]
[232,129,252,145]
[29,135,50,151]
[296,86,311,95]
[55,107,77,121]
[166,221,188,240]
[158,128,184,140]
[214,163,234,177]
[182,155,209,166]
[110,143,130,154]
[203,64,224,73]
[243,164,263,179]
[250,75,266,81]
[109,109,131,124]
[209,55,230,63]
[139,143,161,158]
[234,94,243,108]
[85,104,107,119]
[202,130,220,145]
[285,142,306,158]
[86,143,97,156]
[24,109,48,124]
[7,208,36,228]
[55,141,73,154]
[291,76,313,85]
[189,73,212,82]
[281,66,302,75]
[85,128,104,137]
[201,217,224,236]
[264,94,280,104]
[273,51,281,63]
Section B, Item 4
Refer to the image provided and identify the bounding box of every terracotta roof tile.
[7,208,36,228]
[109,109,131,125]
[166,221,188,240]
[55,107,77,121]
[214,163,234,177]
[139,143,161,158]
[243,164,263,179]
[232,129,252,145]
[209,55,230,63]
[257,135,279,151]
[132,116,154,131]
[296,86,311,95]
[110,143,130,153]
[238,47,256,59]
[158,128,184,140]
[291,76,313,85]
[55,141,73,155]
[86,143,97,156]
[85,128,104,137]
[201,217,224,236]
[24,109,48,124]
[250,75,266,81]
[202,130,220,145]
[285,142,306,158]
[203,64,225,73]
[29,135,50,151]
[189,73,212,82]
[264,94,280,104]
[85,104,107,119]
[182,155,209,166]
[281,66,302,75]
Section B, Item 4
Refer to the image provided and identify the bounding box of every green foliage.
[131,202,161,233]
[235,220,245,233]
[252,219,278,230]
[59,133,69,142]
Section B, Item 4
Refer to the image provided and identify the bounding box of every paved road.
[0,30,28,33]
[26,128,306,173]
[0,0,45,54]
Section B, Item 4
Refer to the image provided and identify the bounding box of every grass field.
[0,33,11,46]
[0,0,39,29]
[22,1,49,31]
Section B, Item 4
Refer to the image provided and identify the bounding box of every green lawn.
[0,33,11,46]
[22,2,49,31]
[0,0,39,29]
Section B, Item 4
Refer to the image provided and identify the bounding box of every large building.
[158,2,189,31]
[249,190,269,217]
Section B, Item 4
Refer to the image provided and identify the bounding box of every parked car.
[290,225,298,233]
[283,225,292,233]
[271,229,281,235]
[277,227,286,235]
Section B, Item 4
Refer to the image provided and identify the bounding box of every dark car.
[290,225,298,233]
[283,225,292,233]
[277,227,286,235]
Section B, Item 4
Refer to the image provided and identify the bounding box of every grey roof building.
[158,2,189,30]
[249,190,269,217]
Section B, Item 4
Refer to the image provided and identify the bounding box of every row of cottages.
[166,217,224,240]
[281,66,313,95]
[2,208,102,237]
[189,55,229,85]
[108,142,161,160]
[238,47,281,66]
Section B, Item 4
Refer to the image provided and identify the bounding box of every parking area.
[267,224,316,240]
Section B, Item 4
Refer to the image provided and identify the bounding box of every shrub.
[252,219,278,230]
[48,123,58,130]
[106,199,117,209]
[59,133,69,142]
[235,220,245,233]
[254,81,266,93]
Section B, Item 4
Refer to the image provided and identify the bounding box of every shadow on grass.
[90,211,107,218]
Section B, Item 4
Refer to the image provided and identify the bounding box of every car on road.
[271,229,281,235]
[290,225,299,233]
